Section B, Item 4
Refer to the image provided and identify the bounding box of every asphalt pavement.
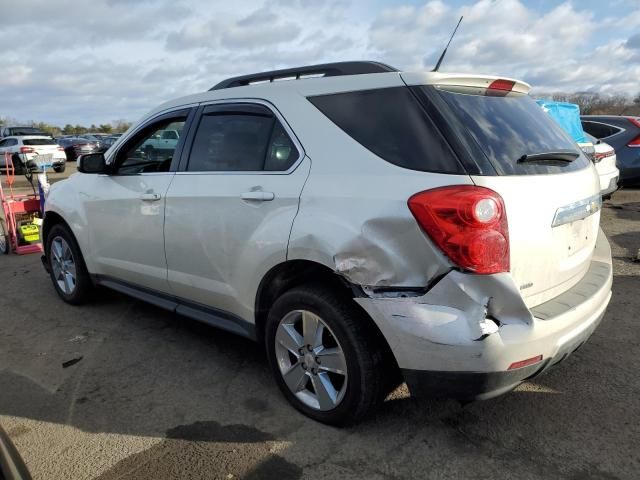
[0,168,638,479]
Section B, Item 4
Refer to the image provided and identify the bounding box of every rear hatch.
[404,75,601,307]
[23,138,60,156]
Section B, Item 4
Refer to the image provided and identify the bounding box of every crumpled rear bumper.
[355,228,613,400]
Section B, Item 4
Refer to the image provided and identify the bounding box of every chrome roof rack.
[209,61,398,91]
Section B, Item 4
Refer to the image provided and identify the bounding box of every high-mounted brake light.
[487,79,515,91]
[408,185,510,274]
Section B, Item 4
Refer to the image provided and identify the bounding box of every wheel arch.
[254,259,400,380]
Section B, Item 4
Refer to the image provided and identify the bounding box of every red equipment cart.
[0,152,43,255]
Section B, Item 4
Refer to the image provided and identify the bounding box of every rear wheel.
[53,164,66,173]
[265,285,387,426]
[45,223,93,304]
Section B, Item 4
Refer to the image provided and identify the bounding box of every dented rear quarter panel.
[279,85,472,288]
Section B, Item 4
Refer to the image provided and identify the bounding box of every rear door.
[411,83,601,307]
[164,101,310,321]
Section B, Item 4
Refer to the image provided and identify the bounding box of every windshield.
[427,86,590,175]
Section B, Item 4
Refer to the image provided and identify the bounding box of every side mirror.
[77,153,107,174]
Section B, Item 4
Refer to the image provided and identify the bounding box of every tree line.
[535,92,640,116]
[0,117,132,137]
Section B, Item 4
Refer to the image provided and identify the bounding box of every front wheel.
[265,285,387,426]
[45,223,93,304]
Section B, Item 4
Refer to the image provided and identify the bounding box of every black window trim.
[106,106,197,176]
[176,99,305,175]
[580,119,626,140]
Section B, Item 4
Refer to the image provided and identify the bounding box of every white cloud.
[0,0,638,126]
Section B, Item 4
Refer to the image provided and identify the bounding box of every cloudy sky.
[1,0,639,126]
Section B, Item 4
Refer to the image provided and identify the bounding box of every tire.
[12,154,24,175]
[45,223,93,304]
[53,164,66,173]
[0,219,9,254]
[265,284,387,426]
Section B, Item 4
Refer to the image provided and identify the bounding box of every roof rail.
[209,61,398,91]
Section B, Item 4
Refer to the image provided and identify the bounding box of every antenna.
[432,16,464,72]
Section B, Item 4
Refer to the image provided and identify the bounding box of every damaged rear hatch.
[405,75,601,307]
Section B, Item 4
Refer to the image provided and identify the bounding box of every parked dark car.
[79,135,107,152]
[101,135,121,150]
[0,126,51,138]
[581,115,640,185]
[56,137,99,162]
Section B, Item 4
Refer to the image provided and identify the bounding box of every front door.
[82,109,193,293]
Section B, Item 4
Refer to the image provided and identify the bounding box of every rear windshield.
[10,128,47,136]
[23,139,56,146]
[308,87,465,174]
[427,85,589,175]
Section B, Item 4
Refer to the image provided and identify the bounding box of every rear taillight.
[57,146,64,152]
[627,117,640,147]
[19,146,34,153]
[408,186,510,274]
[594,149,615,162]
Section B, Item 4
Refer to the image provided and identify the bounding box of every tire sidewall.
[265,288,369,425]
[45,224,90,304]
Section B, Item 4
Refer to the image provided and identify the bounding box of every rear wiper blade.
[517,151,580,163]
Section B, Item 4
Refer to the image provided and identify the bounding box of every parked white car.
[0,136,66,173]
[41,62,612,425]
[585,133,619,198]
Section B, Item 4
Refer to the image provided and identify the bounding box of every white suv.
[0,136,66,173]
[41,62,613,425]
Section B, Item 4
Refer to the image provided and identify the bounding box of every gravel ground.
[0,174,638,479]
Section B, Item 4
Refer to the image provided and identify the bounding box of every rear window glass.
[10,128,46,136]
[428,86,590,175]
[581,120,622,140]
[308,87,464,174]
[23,139,56,146]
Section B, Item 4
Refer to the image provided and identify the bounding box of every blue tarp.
[536,100,587,144]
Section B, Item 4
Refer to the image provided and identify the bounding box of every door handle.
[240,191,275,202]
[140,192,161,202]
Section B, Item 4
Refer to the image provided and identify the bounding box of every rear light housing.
[627,117,640,147]
[57,146,64,152]
[408,185,510,274]
[19,146,34,154]
[593,149,615,162]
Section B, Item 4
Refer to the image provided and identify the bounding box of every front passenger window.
[116,118,186,174]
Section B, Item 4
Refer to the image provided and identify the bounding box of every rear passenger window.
[188,112,299,172]
[309,87,464,174]
[581,121,622,140]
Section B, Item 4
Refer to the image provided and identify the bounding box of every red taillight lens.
[626,117,640,128]
[594,149,615,161]
[57,146,64,152]
[408,186,510,274]
[488,79,515,91]
[628,136,640,147]
[508,355,543,370]
[19,146,34,153]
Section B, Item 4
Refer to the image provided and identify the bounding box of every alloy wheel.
[50,236,76,294]
[275,310,348,411]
